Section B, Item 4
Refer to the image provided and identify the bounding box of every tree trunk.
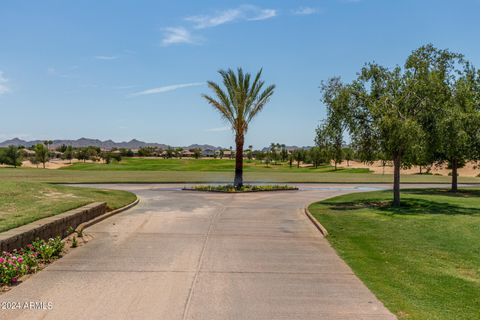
[393,154,401,207]
[43,161,46,169]
[234,134,244,189]
[334,161,337,170]
[451,158,458,192]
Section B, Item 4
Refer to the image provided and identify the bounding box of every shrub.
[0,237,65,285]
[0,252,29,284]
[189,184,298,193]
[31,237,64,262]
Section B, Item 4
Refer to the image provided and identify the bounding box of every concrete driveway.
[1,184,396,320]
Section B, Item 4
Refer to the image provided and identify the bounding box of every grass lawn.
[2,163,480,184]
[62,158,371,173]
[1,167,480,184]
[0,182,137,233]
[308,189,480,320]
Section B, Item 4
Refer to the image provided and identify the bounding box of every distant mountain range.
[0,138,222,151]
[0,137,312,151]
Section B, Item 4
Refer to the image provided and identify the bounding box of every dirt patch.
[340,160,480,177]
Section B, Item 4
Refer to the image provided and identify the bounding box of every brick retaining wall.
[0,202,107,252]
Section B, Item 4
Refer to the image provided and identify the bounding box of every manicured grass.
[0,182,137,233]
[308,189,480,320]
[62,158,371,173]
[1,167,479,184]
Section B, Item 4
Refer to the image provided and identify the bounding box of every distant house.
[181,150,195,157]
[51,151,63,159]
[202,149,216,157]
[21,149,35,156]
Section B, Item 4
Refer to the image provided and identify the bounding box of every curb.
[304,206,329,237]
[75,198,140,234]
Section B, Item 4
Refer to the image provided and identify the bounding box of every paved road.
[2,184,396,320]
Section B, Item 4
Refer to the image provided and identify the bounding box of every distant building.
[202,149,216,157]
[181,150,195,157]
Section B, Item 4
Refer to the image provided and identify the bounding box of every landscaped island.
[308,189,480,320]
[185,184,298,193]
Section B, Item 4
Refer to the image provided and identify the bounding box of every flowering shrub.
[31,237,64,262]
[0,237,65,285]
[189,184,299,193]
[0,253,29,284]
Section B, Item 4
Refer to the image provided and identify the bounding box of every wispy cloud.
[47,67,78,79]
[94,55,118,60]
[161,27,199,46]
[292,7,319,15]
[205,126,230,132]
[0,71,10,95]
[130,82,204,97]
[185,5,277,29]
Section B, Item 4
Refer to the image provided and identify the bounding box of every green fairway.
[1,166,480,184]
[0,182,137,233]
[308,189,480,320]
[62,158,370,173]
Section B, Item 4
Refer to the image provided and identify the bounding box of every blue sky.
[1,0,479,148]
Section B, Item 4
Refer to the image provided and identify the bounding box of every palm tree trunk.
[451,158,458,192]
[393,154,401,207]
[234,134,244,189]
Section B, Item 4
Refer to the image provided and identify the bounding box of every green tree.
[202,68,275,189]
[343,147,354,166]
[405,44,478,191]
[247,145,253,160]
[3,145,23,167]
[56,144,68,153]
[193,148,202,159]
[175,147,183,159]
[309,147,325,168]
[353,64,425,206]
[63,145,74,163]
[270,143,278,163]
[164,147,174,159]
[86,146,99,161]
[75,148,88,162]
[292,149,305,168]
[43,140,53,152]
[438,67,480,191]
[280,144,288,161]
[323,61,426,206]
[315,120,343,170]
[35,143,50,168]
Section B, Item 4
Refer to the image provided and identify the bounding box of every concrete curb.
[304,206,329,237]
[75,198,140,234]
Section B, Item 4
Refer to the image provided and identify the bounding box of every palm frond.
[203,68,275,135]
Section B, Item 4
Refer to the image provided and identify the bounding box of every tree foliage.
[203,68,275,188]
[320,44,480,205]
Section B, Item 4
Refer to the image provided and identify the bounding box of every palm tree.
[203,68,275,189]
